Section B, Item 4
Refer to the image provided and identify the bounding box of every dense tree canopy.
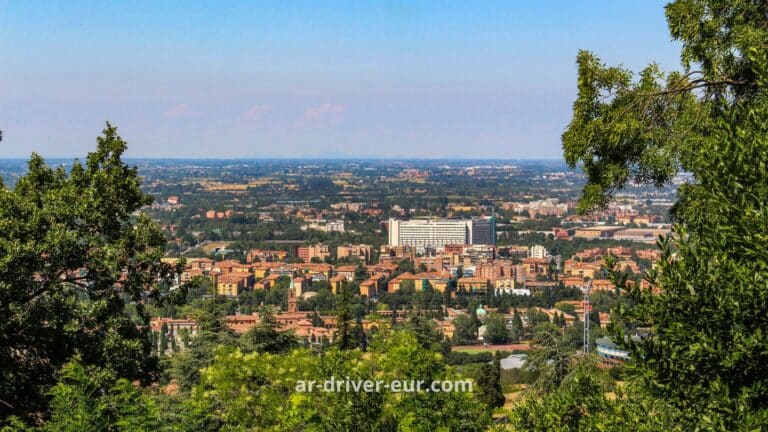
[610,52,768,428]
[521,0,768,429]
[26,330,490,432]
[0,124,178,420]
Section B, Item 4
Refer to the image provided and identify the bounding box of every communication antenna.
[583,279,593,354]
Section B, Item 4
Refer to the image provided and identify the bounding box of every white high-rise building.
[388,217,495,250]
[529,244,550,259]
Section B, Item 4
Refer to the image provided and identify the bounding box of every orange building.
[216,273,249,297]
[521,257,550,277]
[334,265,357,281]
[329,275,348,295]
[591,279,616,292]
[246,248,288,263]
[359,278,379,298]
[296,244,330,263]
[336,244,373,264]
[457,277,488,293]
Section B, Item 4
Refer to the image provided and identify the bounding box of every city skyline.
[2,1,680,159]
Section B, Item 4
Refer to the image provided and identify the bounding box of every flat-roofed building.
[574,226,625,239]
[296,244,330,263]
[529,245,549,259]
[457,277,488,293]
[612,228,671,243]
[388,217,495,250]
[216,273,250,297]
[337,244,373,263]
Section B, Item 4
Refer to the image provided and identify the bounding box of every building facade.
[529,244,549,259]
[337,244,373,263]
[296,244,330,263]
[388,217,496,250]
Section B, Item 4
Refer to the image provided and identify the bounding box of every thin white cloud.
[241,104,272,120]
[164,103,190,118]
[303,103,347,125]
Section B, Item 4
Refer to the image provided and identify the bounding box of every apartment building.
[387,217,496,250]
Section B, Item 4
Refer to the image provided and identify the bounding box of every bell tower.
[288,278,298,313]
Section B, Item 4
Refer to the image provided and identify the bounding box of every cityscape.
[131,158,673,369]
[1,1,766,430]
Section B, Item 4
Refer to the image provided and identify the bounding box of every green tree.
[0,124,178,419]
[179,329,489,431]
[562,0,765,212]
[510,309,525,342]
[475,351,505,409]
[42,360,161,432]
[610,80,768,428]
[452,314,478,345]
[525,307,550,331]
[334,285,355,350]
[404,313,440,349]
[238,306,299,354]
[170,300,236,391]
[310,310,324,327]
[351,319,368,351]
[483,313,510,344]
[512,360,681,431]
[525,323,576,394]
[537,0,768,429]
[159,323,169,355]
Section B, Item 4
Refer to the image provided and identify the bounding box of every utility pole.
[583,279,593,354]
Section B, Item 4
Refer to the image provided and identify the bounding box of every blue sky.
[0,1,681,159]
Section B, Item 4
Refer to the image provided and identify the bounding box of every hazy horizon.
[0,156,571,162]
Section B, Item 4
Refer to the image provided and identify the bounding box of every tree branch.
[642,77,748,97]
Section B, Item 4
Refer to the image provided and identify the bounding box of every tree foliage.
[511,360,682,432]
[238,306,299,354]
[183,329,489,431]
[475,352,505,409]
[168,301,238,391]
[0,124,178,419]
[610,48,768,428]
[452,314,478,344]
[563,0,766,212]
[40,359,160,432]
[520,0,768,429]
[483,313,510,344]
